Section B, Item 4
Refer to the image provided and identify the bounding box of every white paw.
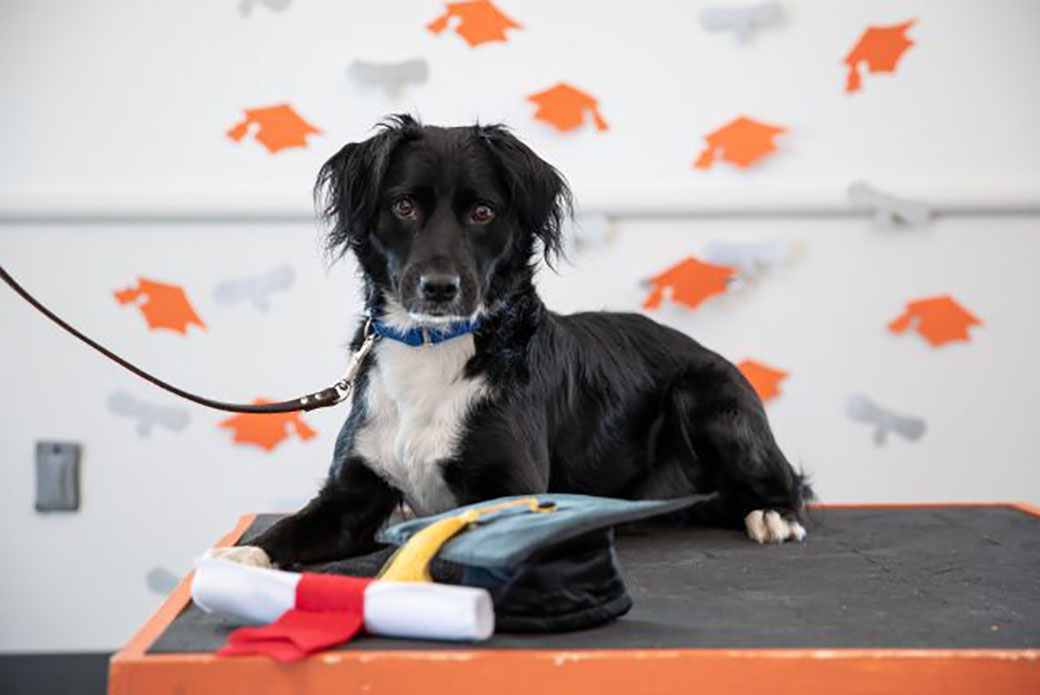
[203,545,274,569]
[744,509,807,544]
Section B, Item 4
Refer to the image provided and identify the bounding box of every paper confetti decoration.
[844,20,915,93]
[238,0,291,16]
[214,264,295,312]
[146,567,181,595]
[699,2,783,41]
[561,213,612,255]
[107,391,190,437]
[226,104,321,154]
[427,0,521,48]
[694,116,785,169]
[888,295,982,347]
[348,58,429,99]
[219,400,318,452]
[848,181,931,227]
[114,278,206,335]
[527,83,608,133]
[642,257,735,310]
[846,394,926,446]
[737,360,788,402]
[702,240,790,278]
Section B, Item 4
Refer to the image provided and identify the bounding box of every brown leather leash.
[1,264,378,414]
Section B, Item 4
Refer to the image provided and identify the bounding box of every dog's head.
[316,115,570,322]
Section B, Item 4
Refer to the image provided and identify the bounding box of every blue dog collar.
[371,316,483,347]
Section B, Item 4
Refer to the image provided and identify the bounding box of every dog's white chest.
[353,335,487,516]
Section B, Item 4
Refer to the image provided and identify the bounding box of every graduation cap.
[694,115,786,169]
[736,359,788,403]
[219,399,318,451]
[427,0,522,48]
[888,295,982,347]
[844,20,916,93]
[642,256,735,311]
[527,83,609,133]
[377,494,698,632]
[114,277,206,334]
[226,103,322,154]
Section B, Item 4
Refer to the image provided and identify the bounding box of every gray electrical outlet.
[35,441,81,512]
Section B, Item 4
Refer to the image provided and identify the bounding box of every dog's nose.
[419,273,460,303]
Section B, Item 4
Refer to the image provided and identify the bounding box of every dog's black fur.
[252,115,810,567]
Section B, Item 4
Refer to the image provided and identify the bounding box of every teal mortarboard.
[376,494,701,633]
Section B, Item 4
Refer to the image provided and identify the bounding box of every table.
[109,504,1040,694]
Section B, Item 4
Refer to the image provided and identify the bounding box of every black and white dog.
[212,115,810,570]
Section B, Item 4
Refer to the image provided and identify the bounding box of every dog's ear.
[315,114,421,257]
[478,125,572,265]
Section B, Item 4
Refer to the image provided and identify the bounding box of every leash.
[0,264,379,414]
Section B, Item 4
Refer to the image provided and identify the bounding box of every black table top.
[150,506,1040,653]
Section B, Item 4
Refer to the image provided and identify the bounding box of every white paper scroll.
[702,239,790,278]
[107,390,190,437]
[846,393,927,445]
[561,213,612,255]
[239,0,292,17]
[848,181,932,228]
[348,59,429,99]
[192,557,494,642]
[146,566,181,595]
[213,264,295,312]
[700,2,784,41]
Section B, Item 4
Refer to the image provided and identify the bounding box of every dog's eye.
[469,204,495,225]
[392,197,417,220]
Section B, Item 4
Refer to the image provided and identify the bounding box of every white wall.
[1,0,1039,654]
[1,0,1039,212]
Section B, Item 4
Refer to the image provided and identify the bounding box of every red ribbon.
[217,574,373,662]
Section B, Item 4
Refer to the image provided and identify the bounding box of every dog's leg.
[443,434,550,506]
[210,458,401,569]
[661,360,811,543]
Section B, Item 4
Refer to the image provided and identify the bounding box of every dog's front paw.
[203,545,275,569]
[744,509,806,544]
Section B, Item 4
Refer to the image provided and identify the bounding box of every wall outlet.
[35,441,81,512]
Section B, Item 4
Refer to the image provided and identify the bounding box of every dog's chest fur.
[353,335,488,515]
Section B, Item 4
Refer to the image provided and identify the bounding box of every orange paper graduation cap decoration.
[888,295,981,347]
[527,83,609,133]
[844,20,915,93]
[219,399,318,452]
[643,257,735,311]
[427,0,521,48]
[694,116,785,169]
[114,278,205,335]
[737,360,788,402]
[227,104,322,154]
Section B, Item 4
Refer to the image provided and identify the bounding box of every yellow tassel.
[378,498,550,583]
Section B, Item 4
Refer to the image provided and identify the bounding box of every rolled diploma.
[191,557,494,641]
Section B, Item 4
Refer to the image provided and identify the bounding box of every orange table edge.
[108,503,1040,695]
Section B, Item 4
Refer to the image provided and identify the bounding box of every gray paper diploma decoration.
[846,393,926,446]
[146,567,181,595]
[348,59,430,100]
[699,2,783,41]
[847,182,932,228]
[213,264,294,312]
[561,213,612,255]
[702,240,790,278]
[107,391,190,437]
[238,0,292,16]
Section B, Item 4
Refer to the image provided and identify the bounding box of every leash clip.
[331,318,379,404]
[298,318,379,410]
